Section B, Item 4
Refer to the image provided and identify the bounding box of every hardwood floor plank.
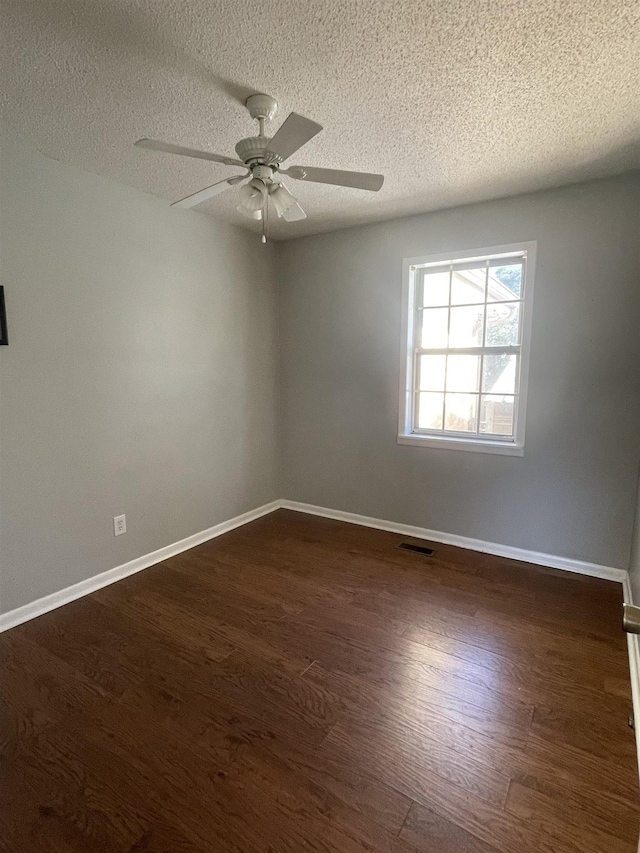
[404,619,630,686]
[258,735,413,835]
[1,509,637,853]
[93,581,238,662]
[224,740,419,853]
[322,720,511,807]
[531,703,637,762]
[0,732,148,852]
[261,613,539,720]
[96,567,314,676]
[170,547,353,612]
[521,730,640,805]
[403,621,634,721]
[294,597,410,638]
[304,658,638,829]
[510,767,639,843]
[304,661,534,752]
[19,598,332,754]
[0,639,60,759]
[400,801,501,853]
[505,780,637,853]
[53,696,411,853]
[400,790,584,853]
[18,724,243,852]
[605,677,634,699]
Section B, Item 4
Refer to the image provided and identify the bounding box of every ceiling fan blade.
[171,174,248,209]
[282,201,307,222]
[135,138,244,167]
[266,113,323,162]
[283,165,384,192]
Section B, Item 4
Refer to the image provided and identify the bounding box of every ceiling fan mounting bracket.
[245,93,278,123]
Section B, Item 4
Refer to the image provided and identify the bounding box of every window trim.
[398,241,537,455]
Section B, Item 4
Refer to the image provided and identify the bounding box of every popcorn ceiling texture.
[1,0,639,239]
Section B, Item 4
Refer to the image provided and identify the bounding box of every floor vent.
[399,542,436,556]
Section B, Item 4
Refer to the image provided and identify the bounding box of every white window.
[399,242,536,455]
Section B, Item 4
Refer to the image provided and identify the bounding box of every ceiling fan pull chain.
[262,188,268,244]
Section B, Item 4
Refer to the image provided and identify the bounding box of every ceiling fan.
[134,93,384,242]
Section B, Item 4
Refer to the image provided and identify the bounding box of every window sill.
[397,433,524,456]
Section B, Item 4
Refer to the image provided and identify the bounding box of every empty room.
[1,2,640,851]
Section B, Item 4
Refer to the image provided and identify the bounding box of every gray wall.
[277,174,640,570]
[0,140,279,613]
[2,147,638,618]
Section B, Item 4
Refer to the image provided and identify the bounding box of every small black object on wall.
[0,287,7,345]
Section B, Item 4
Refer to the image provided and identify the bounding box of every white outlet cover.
[113,514,126,536]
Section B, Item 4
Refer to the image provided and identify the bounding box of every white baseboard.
[0,500,281,633]
[1,496,628,634]
[280,499,628,583]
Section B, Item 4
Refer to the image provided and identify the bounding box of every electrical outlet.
[113,514,126,536]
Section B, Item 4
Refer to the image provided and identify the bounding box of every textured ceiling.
[1,0,639,239]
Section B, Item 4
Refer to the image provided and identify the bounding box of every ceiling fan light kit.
[269,182,297,217]
[134,93,384,242]
[236,178,268,213]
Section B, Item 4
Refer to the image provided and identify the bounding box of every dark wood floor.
[1,509,638,853]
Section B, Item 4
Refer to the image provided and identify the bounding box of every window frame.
[398,241,537,455]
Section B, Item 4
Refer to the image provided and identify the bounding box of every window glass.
[449,305,484,348]
[419,354,446,391]
[421,308,449,348]
[485,302,520,347]
[446,354,481,393]
[418,392,444,430]
[451,267,487,305]
[480,395,515,437]
[444,394,478,433]
[482,354,517,395]
[488,262,522,300]
[422,270,450,307]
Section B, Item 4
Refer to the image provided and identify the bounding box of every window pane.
[421,270,450,307]
[421,307,449,348]
[485,302,520,346]
[480,395,515,436]
[446,354,481,393]
[449,305,484,347]
[419,354,446,391]
[444,393,478,432]
[482,353,518,394]
[417,392,444,430]
[451,267,486,305]
[488,263,522,300]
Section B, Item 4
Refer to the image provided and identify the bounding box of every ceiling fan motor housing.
[235,136,282,168]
